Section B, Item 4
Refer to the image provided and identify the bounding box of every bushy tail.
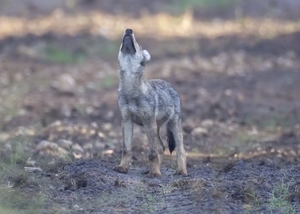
[167,128,176,154]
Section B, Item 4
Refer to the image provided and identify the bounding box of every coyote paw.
[174,169,187,176]
[147,171,162,178]
[114,165,129,174]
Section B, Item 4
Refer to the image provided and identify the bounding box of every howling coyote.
[114,29,187,177]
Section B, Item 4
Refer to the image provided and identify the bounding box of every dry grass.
[0,9,300,41]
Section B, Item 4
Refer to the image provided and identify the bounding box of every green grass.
[0,134,46,214]
[0,136,30,166]
[97,41,120,59]
[44,39,119,63]
[0,83,31,126]
[45,45,87,64]
[102,75,118,88]
[170,0,240,13]
[269,179,296,214]
[0,187,46,214]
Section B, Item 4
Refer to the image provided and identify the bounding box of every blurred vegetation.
[171,0,240,13]
[45,45,86,64]
[269,179,296,214]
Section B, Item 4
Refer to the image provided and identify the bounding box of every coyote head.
[118,29,151,73]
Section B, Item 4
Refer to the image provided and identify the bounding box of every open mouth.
[121,32,136,54]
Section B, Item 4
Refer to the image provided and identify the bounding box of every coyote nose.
[125,29,133,35]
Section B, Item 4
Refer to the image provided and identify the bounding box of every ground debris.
[24,167,42,173]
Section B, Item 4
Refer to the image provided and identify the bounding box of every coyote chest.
[119,82,175,126]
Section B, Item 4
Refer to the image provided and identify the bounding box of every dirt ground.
[1,0,300,213]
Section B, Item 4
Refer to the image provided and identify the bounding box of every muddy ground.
[1,0,300,213]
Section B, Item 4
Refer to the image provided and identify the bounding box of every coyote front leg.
[114,119,133,173]
[144,120,162,177]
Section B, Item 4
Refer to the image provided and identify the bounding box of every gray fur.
[114,29,187,177]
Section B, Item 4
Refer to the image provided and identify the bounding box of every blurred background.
[0,0,300,213]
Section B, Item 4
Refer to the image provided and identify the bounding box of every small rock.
[0,132,10,141]
[114,178,126,187]
[192,127,208,137]
[201,119,214,127]
[24,167,42,172]
[52,74,76,94]
[37,140,55,151]
[83,143,93,150]
[61,103,72,117]
[183,125,194,134]
[85,106,94,115]
[98,131,105,138]
[72,144,84,153]
[91,122,98,128]
[73,153,82,159]
[95,141,105,149]
[48,120,62,127]
[58,139,73,149]
[73,204,80,210]
[26,158,36,166]
[106,110,114,120]
[36,140,67,157]
[89,129,96,135]
[102,123,112,131]
[4,143,11,150]
[17,44,44,59]
[108,131,118,137]
[102,149,114,155]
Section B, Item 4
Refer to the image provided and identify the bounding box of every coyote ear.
[142,50,151,63]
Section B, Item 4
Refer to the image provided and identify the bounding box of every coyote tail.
[167,128,176,154]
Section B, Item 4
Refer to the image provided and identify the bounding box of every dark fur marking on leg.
[167,128,176,154]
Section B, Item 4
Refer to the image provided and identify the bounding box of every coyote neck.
[119,71,147,97]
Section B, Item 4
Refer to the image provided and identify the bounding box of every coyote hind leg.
[157,126,165,154]
[167,118,187,175]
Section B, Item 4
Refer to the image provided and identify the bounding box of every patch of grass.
[233,132,260,152]
[170,0,240,13]
[244,115,288,131]
[215,145,230,156]
[0,84,31,126]
[240,186,262,213]
[102,75,118,88]
[131,183,163,213]
[140,193,159,213]
[263,118,281,131]
[237,133,258,143]
[45,45,87,64]
[97,41,120,59]
[269,179,296,214]
[0,206,16,214]
[0,134,48,213]
[172,178,204,192]
[0,163,45,213]
[0,189,45,214]
[242,186,261,206]
[297,114,300,123]
[160,184,177,195]
[0,136,30,167]
[44,158,69,173]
